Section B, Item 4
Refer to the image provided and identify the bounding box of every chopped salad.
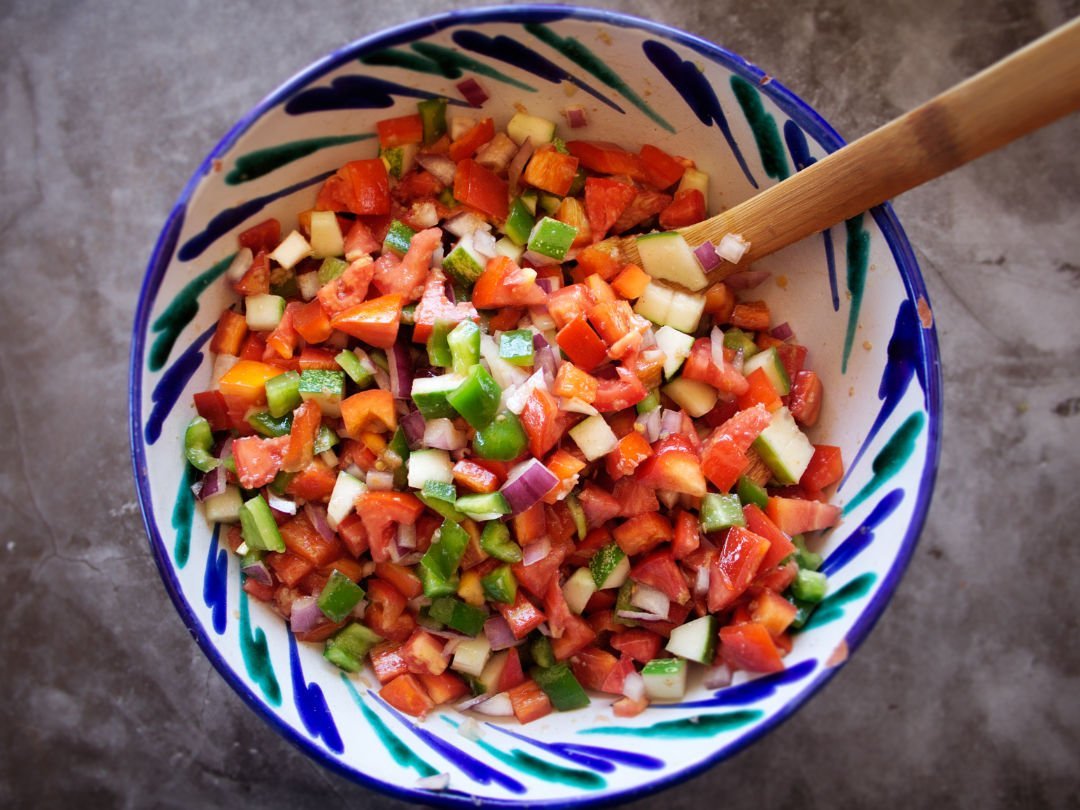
[184,99,844,724]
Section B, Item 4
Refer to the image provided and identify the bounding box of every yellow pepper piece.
[457,570,486,607]
[217,360,280,404]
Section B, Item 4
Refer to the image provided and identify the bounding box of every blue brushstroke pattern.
[370,691,525,793]
[841,299,926,489]
[821,488,904,577]
[145,324,215,444]
[642,40,757,188]
[485,724,665,772]
[651,659,817,710]
[288,633,344,754]
[784,120,839,310]
[340,676,438,778]
[451,30,624,113]
[149,253,233,371]
[147,202,186,308]
[177,171,335,262]
[370,9,571,51]
[238,584,282,706]
[285,75,469,116]
[202,524,229,635]
[172,465,196,569]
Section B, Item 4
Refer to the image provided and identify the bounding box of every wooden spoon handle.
[611,16,1080,270]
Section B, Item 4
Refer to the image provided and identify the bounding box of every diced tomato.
[610,263,651,300]
[453,158,508,220]
[659,189,706,229]
[598,653,636,695]
[631,549,690,605]
[238,218,281,254]
[488,307,524,333]
[556,196,592,247]
[578,484,621,528]
[507,679,553,725]
[267,551,314,588]
[377,113,424,149]
[472,255,547,309]
[672,509,701,560]
[243,577,275,602]
[801,445,844,493]
[401,629,450,676]
[281,401,320,473]
[605,431,654,479]
[355,491,424,563]
[411,270,478,343]
[523,147,580,196]
[720,622,786,673]
[553,363,598,404]
[317,257,375,317]
[635,443,706,497]
[551,613,597,661]
[737,367,783,412]
[682,338,750,395]
[193,390,230,432]
[546,284,594,329]
[496,591,548,639]
[286,301,330,347]
[570,646,619,691]
[592,366,648,412]
[611,628,664,663]
[789,370,823,427]
[284,460,336,502]
[278,512,341,567]
[512,535,572,599]
[237,332,267,362]
[375,226,442,300]
[611,189,671,233]
[330,293,403,348]
[708,526,771,612]
[210,309,248,356]
[233,249,270,296]
[556,314,608,372]
[750,590,799,637]
[566,141,646,181]
[498,646,527,692]
[380,673,436,718]
[232,435,289,489]
[344,218,381,259]
[574,243,623,282]
[775,343,809,381]
[730,300,771,332]
[520,387,562,459]
[366,581,416,642]
[638,144,686,189]
[766,496,842,535]
[370,642,410,683]
[374,561,423,600]
[317,159,391,216]
[513,503,548,546]
[448,117,495,161]
[612,512,673,557]
[613,696,650,717]
[583,177,638,238]
[452,460,500,493]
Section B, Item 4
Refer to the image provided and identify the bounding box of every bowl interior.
[131,6,941,807]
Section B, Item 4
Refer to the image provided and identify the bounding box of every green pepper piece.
[791,569,828,603]
[527,216,577,260]
[427,320,455,368]
[530,635,556,669]
[265,371,302,418]
[612,579,639,627]
[247,410,293,438]
[421,519,470,581]
[419,480,466,522]
[418,561,459,598]
[792,535,823,572]
[472,411,528,461]
[446,364,502,430]
[317,570,366,622]
[700,493,747,532]
[723,328,760,359]
[269,265,299,299]
[268,471,296,497]
[428,597,488,636]
[336,350,375,388]
[565,493,588,540]
[736,475,769,511]
[313,424,339,455]
[456,492,511,519]
[787,596,818,631]
[532,663,590,711]
[499,329,535,367]
[386,426,411,489]
[481,564,518,604]
[383,219,415,257]
[447,320,481,376]
[479,521,522,563]
[238,494,285,552]
[635,390,661,414]
[566,167,587,198]
[239,546,265,570]
[184,416,220,473]
[417,97,448,144]
[317,257,348,285]
[504,197,537,246]
[324,623,383,672]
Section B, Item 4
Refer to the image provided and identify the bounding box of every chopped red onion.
[215,437,234,460]
[444,280,457,303]
[470,692,514,717]
[388,343,413,399]
[522,249,560,267]
[508,137,534,195]
[304,503,335,542]
[724,269,771,290]
[501,458,559,514]
[657,489,681,510]
[534,345,560,384]
[622,671,645,701]
[703,663,734,690]
[350,599,368,620]
[528,306,555,332]
[372,365,391,392]
[560,397,598,416]
[617,609,673,622]
[535,276,561,295]
[483,616,518,651]
[717,232,750,264]
[423,418,468,451]
[522,536,552,567]
[240,559,273,588]
[636,407,662,443]
[289,597,327,634]
[456,692,495,712]
[694,565,710,597]
[711,325,727,367]
[563,105,588,128]
[401,409,427,446]
[366,470,395,491]
[693,241,721,271]
[473,229,498,259]
[535,622,551,637]
[457,77,489,107]
[770,321,794,341]
[415,773,451,792]
[660,408,683,437]
[531,331,549,350]
[457,717,483,741]
[630,583,670,617]
[267,491,297,515]
[226,247,254,282]
[731,348,745,375]
[444,211,491,238]
[415,153,457,185]
[640,328,658,349]
[195,465,226,502]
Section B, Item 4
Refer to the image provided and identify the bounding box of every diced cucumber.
[418,97,448,144]
[408,449,455,490]
[537,193,562,217]
[203,484,243,523]
[527,217,577,261]
[477,650,509,694]
[533,663,590,711]
[700,493,746,532]
[380,143,419,179]
[442,232,488,286]
[519,189,539,215]
[309,210,345,259]
[664,614,717,664]
[723,328,759,359]
[531,635,556,669]
[327,471,365,530]
[634,281,705,334]
[662,377,718,418]
[247,410,292,438]
[265,371,302,418]
[269,230,312,270]
[507,111,557,146]
[239,494,285,552]
[641,657,687,700]
[494,236,525,263]
[590,543,629,590]
[743,347,792,395]
[410,373,465,419]
[676,166,709,200]
[565,493,587,540]
[298,369,346,418]
[752,406,815,485]
[503,197,536,246]
[314,424,339,455]
[452,636,492,677]
[636,232,708,291]
[455,492,511,520]
[336,349,375,388]
[737,475,769,511]
[568,414,619,461]
[562,567,597,614]
[654,325,695,380]
[317,256,348,285]
[245,293,286,331]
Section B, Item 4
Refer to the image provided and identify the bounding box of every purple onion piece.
[456,77,489,107]
[401,409,427,446]
[693,241,721,271]
[535,276,561,294]
[508,137,534,196]
[388,342,413,399]
[522,536,551,567]
[289,596,327,633]
[725,269,771,290]
[241,559,273,588]
[531,331,549,350]
[415,153,457,185]
[500,458,559,514]
[483,616,518,651]
[770,321,794,340]
[267,491,297,515]
[660,408,683,437]
[423,418,467,451]
[366,470,395,491]
[305,503,335,542]
[196,465,226,501]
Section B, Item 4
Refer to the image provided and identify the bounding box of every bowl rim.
[129,4,943,807]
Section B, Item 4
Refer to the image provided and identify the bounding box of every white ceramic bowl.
[130,6,942,806]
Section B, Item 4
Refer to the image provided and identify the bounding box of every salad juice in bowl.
[130,5,941,806]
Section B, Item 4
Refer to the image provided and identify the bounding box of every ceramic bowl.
[130,5,942,806]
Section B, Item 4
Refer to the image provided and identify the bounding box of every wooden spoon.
[601,17,1080,276]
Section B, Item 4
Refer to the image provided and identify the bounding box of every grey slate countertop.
[2,1,1078,807]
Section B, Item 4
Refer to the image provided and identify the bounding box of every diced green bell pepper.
[239,494,285,552]
[184,416,220,473]
[336,350,375,388]
[700,493,746,532]
[530,635,556,669]
[532,663,590,711]
[447,320,481,376]
[418,562,459,599]
[446,364,502,430]
[472,411,528,461]
[456,492,511,519]
[317,570,366,622]
[428,596,488,636]
[792,535,823,572]
[791,569,828,603]
[723,328,759,359]
[566,168,586,197]
[418,480,466,522]
[268,471,296,497]
[479,522,522,563]
[247,410,293,438]
[736,476,769,511]
[417,97,448,144]
[499,329,535,366]
[787,596,817,631]
[504,197,536,246]
[313,424,339,455]
[265,371,302,418]
[324,623,383,672]
[385,426,410,489]
[427,320,455,368]
[565,493,588,540]
[421,519,470,582]
[481,564,518,605]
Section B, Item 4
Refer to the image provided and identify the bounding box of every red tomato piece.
[418,671,469,706]
[574,243,623,282]
[750,590,799,637]
[555,314,608,371]
[598,653,636,695]
[279,511,343,568]
[737,367,783,412]
[452,460,500,493]
[742,503,797,575]
[238,218,281,254]
[282,400,321,473]
[682,338,750,395]
[448,118,495,162]
[520,387,562,459]
[411,270,478,343]
[583,177,638,237]
[789,370,823,427]
[498,646,527,693]
[380,673,436,718]
[512,535,572,599]
[355,491,424,563]
[775,343,809,381]
[638,144,686,189]
[551,613,597,661]
[635,444,706,497]
[570,646,619,691]
[720,622,786,673]
[609,478,659,518]
[612,512,673,557]
[610,628,664,663]
[232,435,289,489]
[707,526,771,612]
[330,293,403,349]
[318,159,391,216]
[401,629,450,676]
[658,188,706,229]
[233,250,270,296]
[317,257,374,317]
[496,591,548,639]
[630,549,691,605]
[377,113,424,148]
[267,552,314,588]
[193,390,231,432]
[546,284,595,330]
[566,140,646,180]
[210,309,248,356]
[453,158,508,220]
[374,561,424,600]
[605,431,654,479]
[592,366,648,412]
[472,255,547,309]
[801,445,844,493]
[611,189,671,233]
[577,484,621,528]
[766,496,842,535]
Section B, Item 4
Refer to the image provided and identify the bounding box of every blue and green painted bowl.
[129,5,942,806]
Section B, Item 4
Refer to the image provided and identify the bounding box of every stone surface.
[1,1,1078,807]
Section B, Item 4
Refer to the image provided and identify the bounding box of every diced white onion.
[716,232,750,264]
[226,247,253,281]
